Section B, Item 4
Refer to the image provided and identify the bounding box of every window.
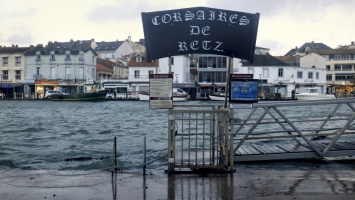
[297,71,303,79]
[316,72,319,79]
[50,67,56,79]
[342,65,352,71]
[170,57,174,65]
[2,57,8,65]
[207,57,212,68]
[2,70,8,80]
[278,68,283,77]
[198,56,227,68]
[36,67,40,75]
[263,68,269,78]
[334,65,341,71]
[50,54,55,61]
[326,74,332,81]
[148,70,154,75]
[15,57,21,65]
[343,55,351,60]
[65,67,71,80]
[65,54,70,61]
[198,71,227,83]
[92,68,95,79]
[134,70,140,78]
[308,72,313,79]
[15,70,21,80]
[334,55,342,60]
[136,55,142,62]
[326,65,331,71]
[36,55,41,61]
[79,54,84,61]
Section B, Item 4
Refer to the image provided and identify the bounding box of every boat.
[208,93,227,101]
[138,92,190,102]
[50,90,107,101]
[51,79,107,101]
[295,88,336,100]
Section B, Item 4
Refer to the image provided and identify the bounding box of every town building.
[24,40,97,98]
[238,52,327,98]
[0,45,30,98]
[309,48,355,96]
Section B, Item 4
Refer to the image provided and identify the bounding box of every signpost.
[149,74,173,109]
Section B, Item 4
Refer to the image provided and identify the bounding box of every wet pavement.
[1,160,355,200]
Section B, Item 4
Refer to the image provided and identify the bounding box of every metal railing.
[167,105,234,173]
[233,98,355,160]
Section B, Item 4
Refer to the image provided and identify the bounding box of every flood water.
[0,100,354,172]
[0,100,221,171]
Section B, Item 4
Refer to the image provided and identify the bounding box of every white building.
[158,55,191,83]
[237,53,327,98]
[24,41,97,98]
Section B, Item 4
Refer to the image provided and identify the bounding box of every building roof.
[24,40,97,56]
[96,64,113,73]
[95,41,124,51]
[309,48,355,55]
[275,56,297,62]
[96,58,116,70]
[284,41,332,56]
[242,54,288,66]
[0,45,30,54]
[127,54,158,67]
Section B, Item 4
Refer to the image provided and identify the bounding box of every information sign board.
[229,74,258,106]
[149,74,173,109]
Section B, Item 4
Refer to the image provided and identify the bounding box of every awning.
[0,83,24,88]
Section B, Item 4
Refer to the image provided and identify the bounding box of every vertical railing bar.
[210,112,213,165]
[188,112,191,165]
[195,113,198,166]
[202,113,205,166]
[181,113,184,165]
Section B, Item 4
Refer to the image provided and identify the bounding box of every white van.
[173,88,188,96]
[44,90,61,99]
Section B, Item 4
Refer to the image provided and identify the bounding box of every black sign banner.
[142,7,259,62]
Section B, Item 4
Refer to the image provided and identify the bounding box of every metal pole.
[224,57,233,108]
[143,136,146,175]
[114,136,117,171]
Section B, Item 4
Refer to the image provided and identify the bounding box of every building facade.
[24,41,97,98]
[0,45,30,98]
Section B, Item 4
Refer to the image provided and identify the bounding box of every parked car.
[44,90,64,99]
[106,93,115,99]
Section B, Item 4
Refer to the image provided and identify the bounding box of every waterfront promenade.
[1,158,355,199]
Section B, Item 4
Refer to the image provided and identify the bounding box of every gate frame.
[167,105,234,173]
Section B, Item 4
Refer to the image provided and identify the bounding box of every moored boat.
[208,93,227,101]
[50,90,107,101]
[138,92,190,102]
[295,88,336,100]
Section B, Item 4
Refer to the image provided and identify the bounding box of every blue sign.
[229,74,258,103]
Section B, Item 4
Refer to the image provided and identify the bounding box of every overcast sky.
[0,0,354,56]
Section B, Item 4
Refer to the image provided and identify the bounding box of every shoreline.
[1,160,355,200]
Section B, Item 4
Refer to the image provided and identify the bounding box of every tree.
[276,81,283,93]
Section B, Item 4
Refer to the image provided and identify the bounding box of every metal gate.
[167,105,234,173]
